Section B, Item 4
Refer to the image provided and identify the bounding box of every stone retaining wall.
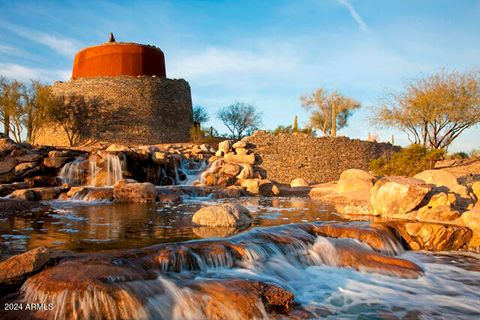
[244,131,399,184]
[34,76,192,146]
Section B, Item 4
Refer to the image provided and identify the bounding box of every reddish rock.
[0,247,50,285]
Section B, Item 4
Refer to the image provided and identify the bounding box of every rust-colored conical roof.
[72,38,166,79]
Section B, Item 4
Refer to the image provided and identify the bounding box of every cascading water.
[200,158,223,185]
[105,153,123,186]
[88,155,100,187]
[58,157,86,185]
[175,158,208,185]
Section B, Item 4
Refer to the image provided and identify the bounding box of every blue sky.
[0,0,479,151]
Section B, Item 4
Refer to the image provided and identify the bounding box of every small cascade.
[200,158,223,185]
[21,223,428,320]
[58,157,86,185]
[88,155,100,187]
[105,153,123,186]
[175,158,208,186]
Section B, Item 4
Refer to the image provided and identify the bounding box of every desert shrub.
[449,152,469,160]
[272,125,313,135]
[370,144,445,177]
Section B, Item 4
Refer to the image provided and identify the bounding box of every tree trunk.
[331,105,337,137]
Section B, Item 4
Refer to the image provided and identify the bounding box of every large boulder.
[224,152,255,165]
[113,179,157,203]
[335,169,375,193]
[43,156,71,169]
[221,163,241,176]
[218,140,232,154]
[232,141,247,149]
[0,155,18,175]
[290,178,309,188]
[370,176,433,217]
[0,247,50,285]
[458,209,480,250]
[192,203,253,227]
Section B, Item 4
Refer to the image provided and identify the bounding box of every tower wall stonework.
[34,76,193,146]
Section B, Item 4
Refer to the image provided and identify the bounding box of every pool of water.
[0,197,343,258]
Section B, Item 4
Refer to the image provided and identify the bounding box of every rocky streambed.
[1,135,480,319]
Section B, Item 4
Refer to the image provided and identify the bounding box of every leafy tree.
[301,88,360,137]
[45,94,90,146]
[370,144,445,177]
[217,102,262,139]
[22,81,53,143]
[192,105,209,124]
[0,78,25,141]
[372,70,480,150]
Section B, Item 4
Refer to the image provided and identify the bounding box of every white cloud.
[0,22,79,57]
[336,0,370,33]
[0,62,70,82]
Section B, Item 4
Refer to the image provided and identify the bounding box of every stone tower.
[35,34,193,146]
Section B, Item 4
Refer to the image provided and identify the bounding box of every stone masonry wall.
[244,131,399,184]
[35,76,192,146]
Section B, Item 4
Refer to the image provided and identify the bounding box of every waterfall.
[105,153,123,186]
[88,155,100,187]
[58,158,85,185]
[176,159,208,186]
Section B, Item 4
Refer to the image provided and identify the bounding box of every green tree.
[22,81,53,143]
[192,105,209,124]
[217,102,262,139]
[372,70,480,150]
[301,88,360,137]
[0,79,25,142]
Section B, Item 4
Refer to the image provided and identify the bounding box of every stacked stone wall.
[244,131,400,184]
[34,76,192,146]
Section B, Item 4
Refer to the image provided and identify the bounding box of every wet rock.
[370,176,433,217]
[113,179,157,203]
[0,182,31,197]
[0,247,49,285]
[0,199,48,217]
[9,189,36,201]
[387,221,472,251]
[158,193,182,204]
[290,178,309,188]
[43,156,71,168]
[259,181,281,196]
[68,187,114,201]
[224,152,255,165]
[335,169,375,193]
[308,183,337,198]
[0,155,18,175]
[277,185,311,197]
[316,190,372,215]
[192,203,252,227]
[192,226,239,238]
[218,140,232,153]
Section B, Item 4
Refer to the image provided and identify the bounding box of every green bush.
[271,125,313,135]
[370,144,445,177]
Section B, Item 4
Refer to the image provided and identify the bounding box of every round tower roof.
[72,37,166,79]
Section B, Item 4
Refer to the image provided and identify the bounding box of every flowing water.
[1,196,480,319]
[58,157,86,185]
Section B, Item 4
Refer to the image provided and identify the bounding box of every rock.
[241,178,260,194]
[0,137,17,153]
[105,144,130,152]
[415,205,461,222]
[308,183,337,198]
[152,151,167,164]
[316,190,372,216]
[458,209,480,250]
[370,176,433,217]
[224,152,255,165]
[335,169,375,193]
[237,164,254,180]
[218,140,232,154]
[43,156,71,168]
[14,162,37,176]
[215,150,223,157]
[0,155,18,175]
[113,179,157,203]
[387,221,471,251]
[24,175,58,187]
[9,189,36,201]
[232,141,247,149]
[221,163,241,176]
[290,178,309,187]
[158,193,182,204]
[67,187,114,201]
[192,226,239,238]
[216,173,237,187]
[426,192,457,208]
[235,147,248,155]
[15,152,43,163]
[0,247,50,285]
[259,182,281,196]
[0,182,31,197]
[414,169,471,205]
[472,181,480,201]
[192,203,252,227]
